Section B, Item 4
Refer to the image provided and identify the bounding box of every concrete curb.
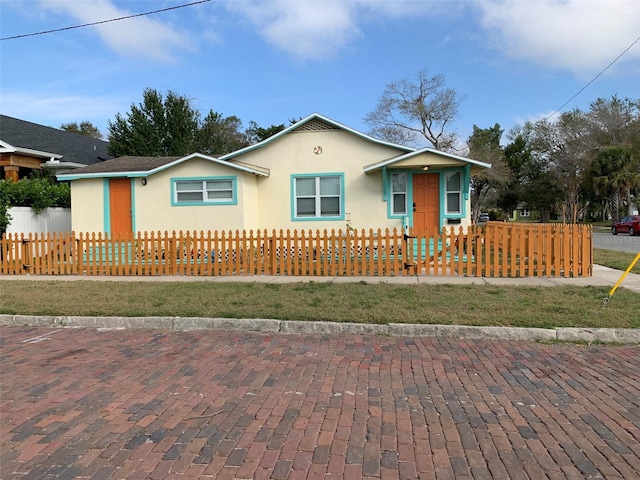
[1,314,638,344]
[386,324,558,342]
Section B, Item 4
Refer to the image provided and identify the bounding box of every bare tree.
[364,69,463,151]
[587,95,640,150]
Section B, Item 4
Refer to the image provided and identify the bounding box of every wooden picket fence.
[0,223,592,278]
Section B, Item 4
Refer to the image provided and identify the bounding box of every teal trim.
[463,164,471,200]
[220,113,412,162]
[384,167,466,229]
[57,153,268,182]
[363,146,492,173]
[381,166,388,201]
[170,176,238,206]
[58,172,149,181]
[290,173,345,222]
[130,178,136,233]
[103,179,111,234]
[386,171,409,219]
[440,169,466,219]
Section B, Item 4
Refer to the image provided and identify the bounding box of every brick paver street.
[1,326,639,479]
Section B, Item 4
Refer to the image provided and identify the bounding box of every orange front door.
[413,173,439,234]
[109,178,132,236]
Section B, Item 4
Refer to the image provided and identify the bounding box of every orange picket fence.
[0,223,592,278]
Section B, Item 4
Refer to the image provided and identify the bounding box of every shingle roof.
[69,156,182,174]
[0,115,112,165]
[57,153,270,181]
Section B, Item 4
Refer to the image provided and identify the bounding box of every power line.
[0,0,211,41]
[545,34,640,121]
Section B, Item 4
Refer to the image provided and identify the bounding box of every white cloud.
[0,91,124,133]
[223,0,458,60]
[475,0,640,75]
[40,0,192,62]
[226,1,362,60]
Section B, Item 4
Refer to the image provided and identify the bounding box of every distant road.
[593,232,640,253]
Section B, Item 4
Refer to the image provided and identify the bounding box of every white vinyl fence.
[6,207,72,236]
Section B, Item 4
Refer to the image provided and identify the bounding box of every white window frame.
[292,174,344,220]
[444,171,462,215]
[390,172,408,216]
[171,177,236,206]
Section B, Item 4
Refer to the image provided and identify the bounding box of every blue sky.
[1,0,639,148]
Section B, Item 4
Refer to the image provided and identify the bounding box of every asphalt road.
[593,231,640,254]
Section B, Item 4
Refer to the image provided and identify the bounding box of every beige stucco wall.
[70,178,105,233]
[231,130,409,233]
[69,158,261,234]
[69,131,477,235]
[133,158,259,233]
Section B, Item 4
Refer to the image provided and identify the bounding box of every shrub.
[0,175,71,233]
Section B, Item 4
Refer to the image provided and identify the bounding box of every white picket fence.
[6,207,71,235]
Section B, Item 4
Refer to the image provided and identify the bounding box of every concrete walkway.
[1,264,639,292]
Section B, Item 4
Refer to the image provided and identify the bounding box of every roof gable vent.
[295,118,340,132]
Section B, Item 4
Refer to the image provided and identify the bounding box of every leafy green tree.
[495,95,640,222]
[107,88,252,157]
[364,68,463,150]
[467,124,508,221]
[246,121,286,144]
[108,89,198,157]
[497,126,562,222]
[585,96,640,218]
[497,135,529,216]
[60,121,103,139]
[194,112,249,156]
[590,147,640,222]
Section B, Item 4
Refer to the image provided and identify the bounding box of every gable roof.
[0,114,112,166]
[57,153,269,181]
[0,139,62,160]
[220,112,414,161]
[363,147,492,175]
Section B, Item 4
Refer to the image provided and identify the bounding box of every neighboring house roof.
[0,114,112,166]
[220,112,414,161]
[57,153,270,181]
[0,139,62,160]
[363,147,492,175]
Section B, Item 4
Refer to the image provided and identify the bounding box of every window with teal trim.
[445,171,462,214]
[174,178,234,204]
[391,172,407,215]
[294,175,341,218]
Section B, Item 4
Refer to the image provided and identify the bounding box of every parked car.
[611,215,640,236]
[477,212,490,223]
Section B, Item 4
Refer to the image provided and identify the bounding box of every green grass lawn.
[0,280,637,329]
[593,248,640,274]
[1,248,637,330]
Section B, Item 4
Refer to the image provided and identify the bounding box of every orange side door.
[109,178,132,236]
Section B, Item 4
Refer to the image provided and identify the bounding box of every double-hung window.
[172,177,236,205]
[293,174,343,219]
[390,172,407,216]
[445,171,462,215]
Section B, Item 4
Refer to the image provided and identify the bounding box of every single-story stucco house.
[57,113,491,235]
